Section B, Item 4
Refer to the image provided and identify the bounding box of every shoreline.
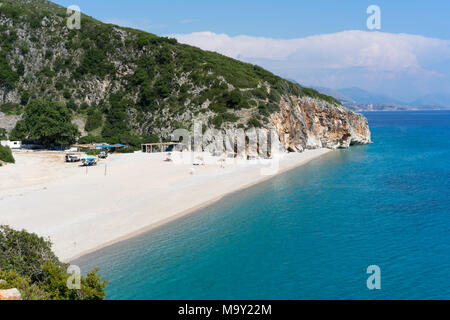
[0,149,332,262]
[68,149,332,262]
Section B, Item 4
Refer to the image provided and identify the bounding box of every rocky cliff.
[196,96,371,159]
[271,96,371,152]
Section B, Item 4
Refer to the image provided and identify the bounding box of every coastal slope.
[0,0,370,154]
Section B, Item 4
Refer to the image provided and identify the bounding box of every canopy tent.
[99,144,125,149]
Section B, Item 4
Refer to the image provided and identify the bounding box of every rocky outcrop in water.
[271,96,371,152]
[192,96,371,159]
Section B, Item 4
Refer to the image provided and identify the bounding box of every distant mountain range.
[335,87,405,105]
[289,81,450,111]
[410,93,450,109]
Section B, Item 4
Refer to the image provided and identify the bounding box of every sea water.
[75,111,450,299]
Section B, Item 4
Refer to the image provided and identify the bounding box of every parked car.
[98,151,108,159]
[65,154,81,163]
[81,157,97,166]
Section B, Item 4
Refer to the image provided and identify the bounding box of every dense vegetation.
[0,145,15,165]
[0,128,7,139]
[0,225,107,300]
[0,52,18,90]
[0,0,341,147]
[10,100,79,146]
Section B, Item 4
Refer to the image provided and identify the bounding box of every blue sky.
[52,0,450,102]
[53,0,450,39]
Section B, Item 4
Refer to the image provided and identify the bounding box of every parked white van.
[0,140,22,149]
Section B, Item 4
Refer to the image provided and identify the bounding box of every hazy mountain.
[337,87,404,105]
[411,93,450,108]
[309,85,449,111]
[310,86,356,104]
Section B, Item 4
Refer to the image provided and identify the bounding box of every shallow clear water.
[75,111,450,300]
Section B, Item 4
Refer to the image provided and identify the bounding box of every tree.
[0,225,107,300]
[85,108,103,132]
[0,54,18,90]
[0,145,15,164]
[139,84,156,109]
[0,127,7,139]
[16,62,25,77]
[20,90,30,105]
[76,48,115,79]
[0,225,61,280]
[11,100,79,146]
[223,89,249,109]
[66,99,78,111]
[63,89,71,99]
[102,93,129,141]
[9,120,27,141]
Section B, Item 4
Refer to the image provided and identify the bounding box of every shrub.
[209,103,227,114]
[301,87,341,105]
[78,135,102,144]
[86,149,102,156]
[55,81,63,91]
[247,117,263,128]
[66,99,78,111]
[102,93,130,140]
[258,105,270,117]
[224,89,245,109]
[9,120,27,140]
[79,102,90,110]
[85,109,103,132]
[0,102,21,115]
[0,128,7,139]
[40,66,55,78]
[0,54,18,89]
[16,62,25,76]
[210,114,223,128]
[20,44,30,55]
[76,48,115,79]
[222,112,239,123]
[63,89,71,99]
[114,146,136,154]
[0,145,15,163]
[142,134,160,144]
[44,50,53,60]
[0,225,107,300]
[253,88,267,100]
[20,90,30,105]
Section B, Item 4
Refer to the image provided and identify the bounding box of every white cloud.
[171,30,450,99]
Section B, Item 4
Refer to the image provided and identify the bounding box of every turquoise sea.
[75,111,450,300]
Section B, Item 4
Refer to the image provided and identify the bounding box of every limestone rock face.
[195,96,371,159]
[0,112,21,133]
[188,96,371,159]
[270,96,371,152]
[0,288,22,300]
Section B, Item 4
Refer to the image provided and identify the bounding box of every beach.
[0,149,331,262]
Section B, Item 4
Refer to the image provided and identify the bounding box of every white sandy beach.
[0,149,331,262]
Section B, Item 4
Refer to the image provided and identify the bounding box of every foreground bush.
[0,225,107,300]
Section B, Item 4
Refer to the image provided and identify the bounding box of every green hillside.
[0,0,340,147]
